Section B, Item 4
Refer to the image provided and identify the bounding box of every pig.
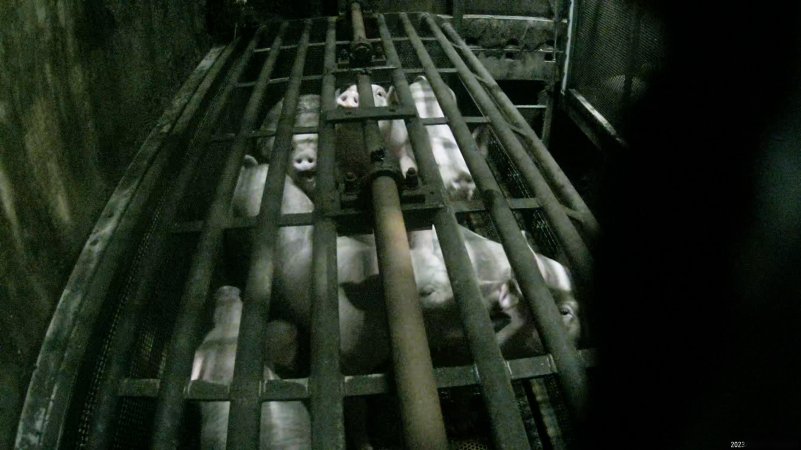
[191,286,311,450]
[231,155,313,218]
[334,83,397,180]
[427,225,581,358]
[258,95,321,197]
[385,76,479,201]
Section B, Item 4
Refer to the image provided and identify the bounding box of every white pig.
[385,76,478,201]
[428,226,581,358]
[191,286,311,450]
[259,95,321,197]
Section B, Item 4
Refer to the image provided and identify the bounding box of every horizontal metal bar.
[211,115,483,142]
[516,104,548,110]
[323,105,417,123]
[252,36,440,53]
[170,197,546,234]
[116,349,598,398]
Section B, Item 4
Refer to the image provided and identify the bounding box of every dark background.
[584,2,801,449]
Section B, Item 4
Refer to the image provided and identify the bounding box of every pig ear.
[242,154,258,168]
[479,279,519,311]
[387,86,398,104]
[334,87,342,98]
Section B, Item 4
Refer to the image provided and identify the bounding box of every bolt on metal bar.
[86,41,240,450]
[440,19,601,244]
[401,13,589,423]
[428,16,594,294]
[150,24,286,450]
[225,20,313,450]
[309,16,346,450]
[377,13,533,450]
[351,9,449,450]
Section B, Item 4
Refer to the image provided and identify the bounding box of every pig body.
[429,226,581,357]
[387,76,477,201]
[192,286,311,450]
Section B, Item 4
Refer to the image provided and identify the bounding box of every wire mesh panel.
[568,0,666,135]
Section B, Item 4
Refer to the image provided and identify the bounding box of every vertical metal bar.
[87,41,240,450]
[371,178,450,450]
[452,0,464,33]
[541,0,563,146]
[150,24,286,450]
[561,0,579,94]
[310,16,346,450]
[225,20,313,450]
[427,16,594,293]
[401,13,588,423]
[377,14,532,450]
[440,19,600,243]
[350,2,367,42]
[350,8,449,450]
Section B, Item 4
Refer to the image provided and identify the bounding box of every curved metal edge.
[14,44,228,450]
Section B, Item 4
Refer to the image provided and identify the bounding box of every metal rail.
[150,24,284,450]
[403,12,589,422]
[377,13,533,450]
[308,16,346,450]
[350,5,449,449]
[225,19,313,450]
[440,19,601,244]
[115,349,597,399]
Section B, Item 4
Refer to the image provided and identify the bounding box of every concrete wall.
[0,1,210,447]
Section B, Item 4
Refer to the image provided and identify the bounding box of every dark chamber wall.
[0,1,210,447]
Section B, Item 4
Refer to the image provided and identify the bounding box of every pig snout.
[337,89,360,108]
[292,149,316,174]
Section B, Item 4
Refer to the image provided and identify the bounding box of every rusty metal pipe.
[349,10,448,446]
[371,177,449,450]
[350,2,373,66]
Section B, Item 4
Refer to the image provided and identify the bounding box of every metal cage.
[16,7,597,450]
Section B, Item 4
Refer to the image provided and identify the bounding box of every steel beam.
[225,20,313,450]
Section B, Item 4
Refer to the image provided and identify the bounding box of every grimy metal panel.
[15,5,597,450]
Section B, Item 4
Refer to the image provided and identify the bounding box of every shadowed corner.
[581,1,801,449]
